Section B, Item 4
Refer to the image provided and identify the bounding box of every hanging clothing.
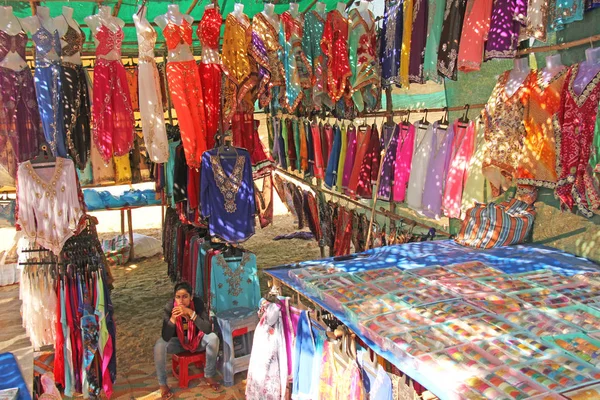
[135,16,169,163]
[437,0,468,81]
[92,26,135,164]
[461,119,491,216]
[198,18,222,150]
[591,102,600,175]
[280,11,312,113]
[210,251,260,314]
[550,0,584,30]
[348,9,380,112]
[399,0,414,87]
[421,123,455,219]
[286,118,297,171]
[200,148,256,242]
[251,13,285,111]
[293,311,325,400]
[357,124,381,199]
[393,123,416,202]
[33,21,67,157]
[319,340,366,399]
[321,10,351,104]
[516,68,567,202]
[61,63,91,169]
[484,0,527,60]
[246,301,288,400]
[525,0,550,41]
[304,191,323,242]
[232,111,271,172]
[409,0,428,84]
[336,125,348,190]
[0,64,41,179]
[255,173,274,228]
[347,125,371,197]
[91,141,115,184]
[124,66,139,111]
[443,120,476,218]
[423,0,445,83]
[302,11,328,111]
[457,0,493,72]
[305,120,315,177]
[555,65,600,217]
[333,206,353,256]
[16,158,84,254]
[406,123,435,211]
[322,123,334,168]
[380,0,403,87]
[342,125,357,190]
[325,124,342,189]
[483,71,532,197]
[378,124,400,201]
[311,122,326,179]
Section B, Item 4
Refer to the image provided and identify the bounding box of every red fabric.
[199,62,222,149]
[70,277,82,391]
[333,207,352,256]
[555,65,600,217]
[162,20,193,50]
[322,124,334,167]
[321,10,352,103]
[197,8,222,49]
[175,300,205,352]
[95,26,124,57]
[357,124,381,198]
[54,281,65,388]
[310,123,325,179]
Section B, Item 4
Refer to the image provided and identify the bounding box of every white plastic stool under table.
[216,307,259,387]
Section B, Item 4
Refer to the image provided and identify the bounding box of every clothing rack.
[358,103,487,119]
[275,168,452,237]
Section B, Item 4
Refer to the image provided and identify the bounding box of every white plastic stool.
[216,307,259,387]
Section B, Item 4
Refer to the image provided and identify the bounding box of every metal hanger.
[459,104,470,124]
[421,108,430,125]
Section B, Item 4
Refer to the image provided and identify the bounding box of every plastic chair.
[172,351,206,388]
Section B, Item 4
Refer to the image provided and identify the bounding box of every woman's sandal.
[204,377,221,391]
[160,388,174,400]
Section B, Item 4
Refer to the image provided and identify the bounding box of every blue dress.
[324,124,342,189]
[379,0,403,87]
[200,148,256,242]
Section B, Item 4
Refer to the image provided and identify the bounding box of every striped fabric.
[455,199,536,249]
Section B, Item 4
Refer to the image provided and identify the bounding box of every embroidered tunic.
[525,0,550,41]
[321,10,351,103]
[409,0,429,84]
[484,0,527,60]
[380,0,403,87]
[550,0,584,30]
[555,65,600,217]
[17,157,84,254]
[348,9,381,112]
[210,252,260,313]
[200,148,256,242]
[280,11,312,112]
[457,0,493,72]
[423,0,445,83]
[483,71,532,197]
[437,0,468,80]
[302,11,328,111]
[516,68,567,202]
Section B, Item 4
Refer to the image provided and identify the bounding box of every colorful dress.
[516,68,567,203]
[550,0,584,30]
[379,0,403,87]
[280,11,312,112]
[555,64,600,218]
[336,125,348,190]
[393,123,416,202]
[250,13,285,111]
[348,9,381,112]
[591,102,600,175]
[484,0,527,60]
[342,125,357,189]
[442,120,476,218]
[302,11,328,110]
[321,10,351,103]
[525,0,550,41]
[406,123,434,210]
[437,0,468,80]
[347,125,371,197]
[325,124,342,189]
[378,123,399,201]
[409,0,429,83]
[423,0,445,83]
[461,118,491,215]
[357,124,381,199]
[483,70,532,197]
[399,0,414,87]
[422,124,455,220]
[457,0,493,72]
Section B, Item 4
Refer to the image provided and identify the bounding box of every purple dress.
[421,123,455,220]
[200,148,256,242]
[409,0,429,84]
[380,0,403,87]
[484,0,527,60]
[378,124,399,201]
[342,125,357,190]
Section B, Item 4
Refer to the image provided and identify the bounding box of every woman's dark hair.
[174,282,193,296]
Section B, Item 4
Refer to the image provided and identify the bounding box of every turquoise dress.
[551,0,584,30]
[280,12,312,112]
[210,252,261,313]
[302,10,328,110]
[423,0,446,83]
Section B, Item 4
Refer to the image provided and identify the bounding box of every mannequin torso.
[573,47,600,96]
[315,2,327,17]
[155,5,194,62]
[231,3,246,23]
[0,6,28,70]
[133,6,156,60]
[539,54,565,85]
[336,2,348,18]
[55,6,83,65]
[85,6,125,61]
[288,3,300,19]
[506,57,530,98]
[23,7,61,63]
[262,3,280,31]
[357,0,373,27]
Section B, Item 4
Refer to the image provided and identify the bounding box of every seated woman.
[154,282,220,398]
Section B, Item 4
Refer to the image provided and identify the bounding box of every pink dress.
[392,123,416,202]
[458,0,493,72]
[92,26,135,164]
[442,120,476,218]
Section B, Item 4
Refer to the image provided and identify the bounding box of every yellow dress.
[336,125,348,191]
[399,0,414,87]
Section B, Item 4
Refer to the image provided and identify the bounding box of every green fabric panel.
[12,0,344,53]
[383,89,447,110]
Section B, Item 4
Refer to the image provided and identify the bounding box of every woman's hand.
[180,306,194,318]
[170,307,183,324]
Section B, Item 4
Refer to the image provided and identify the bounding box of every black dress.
[436,0,468,81]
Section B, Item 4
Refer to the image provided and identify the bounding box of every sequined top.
[162,20,193,50]
[321,10,352,103]
[222,14,252,86]
[134,17,157,62]
[0,30,27,61]
[32,22,62,64]
[95,25,123,57]
[198,8,221,49]
[60,18,85,57]
[348,9,380,112]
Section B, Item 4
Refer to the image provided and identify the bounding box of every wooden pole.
[112,0,123,17]
[517,33,600,56]
[186,0,200,15]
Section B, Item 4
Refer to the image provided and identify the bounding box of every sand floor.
[106,213,321,398]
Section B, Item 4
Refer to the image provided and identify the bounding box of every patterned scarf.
[175,300,205,351]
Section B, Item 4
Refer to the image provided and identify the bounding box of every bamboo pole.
[517,33,600,56]
[112,0,123,17]
[186,0,200,15]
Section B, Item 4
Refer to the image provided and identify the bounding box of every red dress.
[197,8,223,149]
[321,10,352,103]
[555,65,600,218]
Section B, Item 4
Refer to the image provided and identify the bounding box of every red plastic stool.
[172,351,206,388]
